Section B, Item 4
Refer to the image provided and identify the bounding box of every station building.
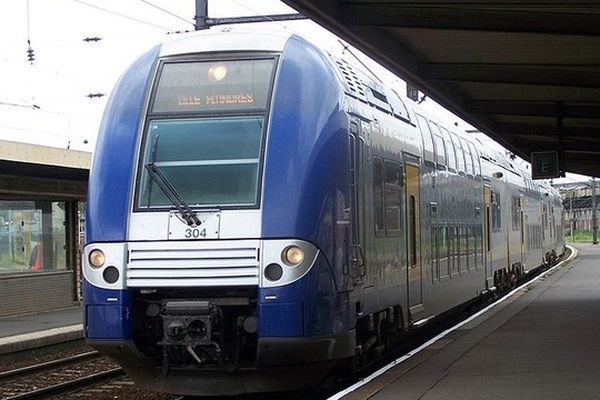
[0,140,90,317]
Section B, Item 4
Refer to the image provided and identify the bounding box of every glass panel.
[468,142,481,175]
[450,132,465,173]
[429,122,447,166]
[439,224,449,279]
[440,127,456,170]
[0,201,66,274]
[450,225,458,276]
[384,161,402,234]
[460,226,469,272]
[460,137,474,175]
[152,59,276,113]
[432,224,439,282]
[138,117,264,208]
[373,158,384,232]
[416,114,434,162]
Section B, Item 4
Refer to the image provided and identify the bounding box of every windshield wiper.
[144,134,201,226]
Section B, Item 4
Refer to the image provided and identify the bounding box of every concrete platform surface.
[343,244,599,400]
[0,306,83,354]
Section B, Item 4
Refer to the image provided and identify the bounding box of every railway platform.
[340,243,599,400]
[0,306,83,355]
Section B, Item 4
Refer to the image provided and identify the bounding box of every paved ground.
[0,306,82,338]
[0,306,83,354]
[344,244,600,400]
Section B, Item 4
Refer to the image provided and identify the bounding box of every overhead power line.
[72,0,173,31]
[0,100,40,109]
[138,0,194,27]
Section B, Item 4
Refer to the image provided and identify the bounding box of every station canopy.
[282,1,600,178]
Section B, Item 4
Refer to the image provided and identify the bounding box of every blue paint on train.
[82,280,132,339]
[86,46,159,242]
[259,35,351,337]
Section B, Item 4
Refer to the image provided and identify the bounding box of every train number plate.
[168,211,220,240]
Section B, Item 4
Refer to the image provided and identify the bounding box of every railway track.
[0,350,124,400]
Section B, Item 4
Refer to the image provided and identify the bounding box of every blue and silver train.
[83,29,565,396]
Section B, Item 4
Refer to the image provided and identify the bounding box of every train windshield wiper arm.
[144,163,201,226]
[145,133,200,226]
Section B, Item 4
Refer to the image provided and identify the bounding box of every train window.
[387,92,410,122]
[491,191,501,232]
[460,138,474,176]
[373,157,384,233]
[450,225,459,277]
[429,122,447,167]
[468,142,482,176]
[464,226,471,272]
[468,226,477,271]
[511,196,520,231]
[440,127,457,171]
[137,116,264,208]
[457,226,468,274]
[450,132,466,173]
[152,58,276,113]
[439,225,450,280]
[384,161,402,235]
[416,114,435,163]
[432,224,439,283]
[476,225,483,270]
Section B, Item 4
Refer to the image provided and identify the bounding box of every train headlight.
[89,249,106,268]
[283,246,304,266]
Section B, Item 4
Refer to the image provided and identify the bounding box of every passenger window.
[491,191,501,232]
[450,225,458,277]
[468,142,481,176]
[384,161,402,235]
[373,157,384,233]
[461,226,470,272]
[429,121,447,167]
[460,137,474,176]
[416,114,435,163]
[440,127,456,170]
[511,196,520,231]
[439,224,450,280]
[432,224,439,283]
[450,132,465,173]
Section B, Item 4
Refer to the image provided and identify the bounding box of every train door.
[349,121,366,286]
[405,163,423,318]
[483,185,493,287]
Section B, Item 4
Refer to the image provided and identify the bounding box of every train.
[82,28,565,396]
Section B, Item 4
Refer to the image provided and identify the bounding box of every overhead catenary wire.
[72,0,174,31]
[138,0,194,27]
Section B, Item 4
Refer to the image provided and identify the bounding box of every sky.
[0,0,588,183]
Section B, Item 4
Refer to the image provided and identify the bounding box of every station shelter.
[0,140,89,317]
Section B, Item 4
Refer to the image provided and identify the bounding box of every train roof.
[158,27,294,58]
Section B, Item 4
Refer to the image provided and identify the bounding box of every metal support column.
[195,0,208,30]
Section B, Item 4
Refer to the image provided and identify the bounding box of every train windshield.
[136,58,276,209]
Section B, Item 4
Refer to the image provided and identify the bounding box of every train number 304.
[185,228,207,239]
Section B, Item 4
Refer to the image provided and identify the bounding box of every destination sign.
[177,93,255,107]
[152,59,275,113]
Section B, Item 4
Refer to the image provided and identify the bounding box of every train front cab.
[83,32,358,395]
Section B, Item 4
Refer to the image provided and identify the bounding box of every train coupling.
[159,300,224,371]
[161,300,221,346]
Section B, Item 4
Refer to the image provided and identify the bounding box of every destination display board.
[152,58,276,113]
